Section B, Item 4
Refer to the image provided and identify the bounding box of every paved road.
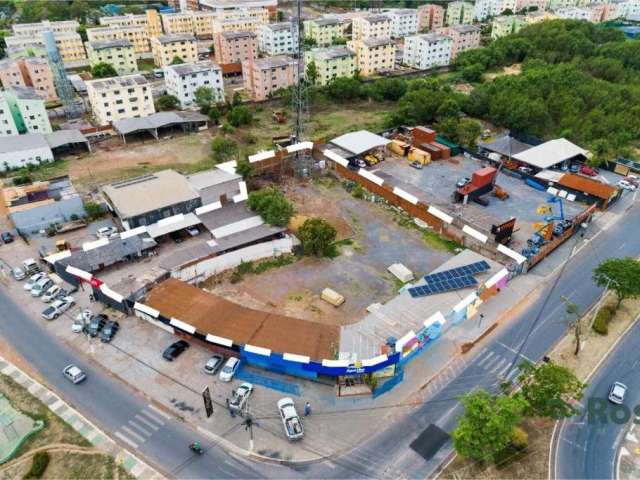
[0,193,636,479]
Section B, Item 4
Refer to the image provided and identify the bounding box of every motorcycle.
[189,443,204,455]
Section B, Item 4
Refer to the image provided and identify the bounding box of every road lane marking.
[120,425,146,443]
[140,408,166,426]
[128,420,151,437]
[115,431,139,449]
[134,414,160,431]
[477,351,494,366]
[490,358,507,374]
[147,404,171,420]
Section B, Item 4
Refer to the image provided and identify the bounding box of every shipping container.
[412,126,436,146]
[321,288,345,307]
[431,142,451,160]
[435,135,460,156]
[408,148,431,165]
[387,139,410,156]
[421,143,441,160]
[472,167,497,188]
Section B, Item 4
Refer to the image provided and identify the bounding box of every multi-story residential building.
[417,4,445,31]
[0,87,52,136]
[258,23,297,55]
[86,74,155,125]
[213,31,258,65]
[438,24,481,59]
[0,59,25,89]
[191,11,217,38]
[6,32,86,63]
[216,7,270,24]
[100,10,163,39]
[4,37,47,60]
[304,46,356,86]
[515,0,547,12]
[212,17,261,34]
[161,12,194,35]
[524,10,557,23]
[548,0,580,9]
[86,39,137,75]
[491,15,525,38]
[146,9,164,38]
[351,15,392,41]
[602,1,624,20]
[446,1,475,25]
[151,33,198,67]
[303,18,343,47]
[347,37,396,76]
[164,61,224,107]
[621,0,640,20]
[403,33,452,69]
[554,6,593,19]
[87,25,150,54]
[242,56,296,101]
[18,58,57,102]
[12,20,80,37]
[53,32,87,62]
[474,0,518,20]
[199,0,277,20]
[387,9,419,38]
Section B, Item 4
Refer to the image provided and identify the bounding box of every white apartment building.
[554,6,592,19]
[352,15,392,40]
[446,1,475,25]
[12,20,80,37]
[258,23,297,55]
[5,31,86,63]
[86,74,155,126]
[403,33,452,69]
[87,25,150,54]
[387,9,419,38]
[0,95,19,136]
[0,87,51,136]
[164,61,224,107]
[623,0,640,19]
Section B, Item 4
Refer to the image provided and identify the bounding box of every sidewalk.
[0,355,162,480]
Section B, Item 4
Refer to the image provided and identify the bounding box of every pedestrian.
[304,401,311,417]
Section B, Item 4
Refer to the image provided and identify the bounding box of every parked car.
[63,364,86,384]
[624,176,640,187]
[355,159,367,168]
[170,231,184,244]
[618,180,637,191]
[229,383,253,413]
[96,226,118,239]
[277,397,304,441]
[87,314,108,337]
[569,164,579,173]
[41,297,75,320]
[12,267,25,281]
[608,382,627,404]
[186,226,200,237]
[24,272,46,291]
[162,340,189,361]
[42,285,62,303]
[218,357,240,382]
[1,232,14,244]
[579,165,598,177]
[409,161,423,170]
[456,177,471,188]
[31,277,53,297]
[517,166,533,175]
[203,354,224,375]
[72,317,85,333]
[100,320,120,343]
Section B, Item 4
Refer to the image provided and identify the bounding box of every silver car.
[31,278,53,297]
[63,364,86,384]
[608,382,627,404]
[24,272,46,291]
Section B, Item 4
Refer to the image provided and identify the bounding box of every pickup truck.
[277,397,304,441]
[229,383,253,413]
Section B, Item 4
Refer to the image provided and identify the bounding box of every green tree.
[91,62,117,79]
[210,136,238,162]
[277,10,285,21]
[208,105,221,123]
[227,105,252,127]
[326,77,362,100]
[517,360,587,419]
[170,55,184,65]
[194,86,215,112]
[462,63,485,83]
[302,37,317,49]
[299,218,337,257]
[77,24,88,42]
[83,201,104,220]
[332,37,347,45]
[208,43,215,54]
[593,258,640,309]
[155,94,179,111]
[457,119,483,149]
[306,60,319,85]
[452,389,527,462]
[235,160,254,179]
[247,187,295,227]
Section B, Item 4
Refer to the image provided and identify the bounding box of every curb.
[0,355,164,479]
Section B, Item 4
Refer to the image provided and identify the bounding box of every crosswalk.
[474,346,522,383]
[114,404,170,449]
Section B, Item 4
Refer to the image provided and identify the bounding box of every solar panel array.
[408,276,478,298]
[423,261,490,285]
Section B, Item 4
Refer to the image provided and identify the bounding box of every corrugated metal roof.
[513,138,587,169]
[330,130,390,156]
[558,173,617,200]
[113,111,207,135]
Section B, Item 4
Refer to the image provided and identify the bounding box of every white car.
[218,357,240,382]
[31,278,53,297]
[24,272,46,291]
[229,383,253,412]
[63,364,86,384]
[41,297,75,320]
[42,285,62,303]
[72,309,93,333]
[203,354,224,375]
[186,226,200,237]
[618,180,637,191]
[96,226,119,239]
[277,397,304,441]
[608,382,627,404]
[12,267,26,281]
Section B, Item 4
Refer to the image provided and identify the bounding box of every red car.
[579,165,598,177]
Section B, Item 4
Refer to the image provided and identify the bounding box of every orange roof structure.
[558,174,617,200]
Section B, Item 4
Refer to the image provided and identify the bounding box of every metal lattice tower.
[43,31,81,119]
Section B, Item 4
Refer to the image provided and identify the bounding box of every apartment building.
[87,25,150,54]
[554,6,594,20]
[12,20,80,37]
[0,87,52,136]
[387,9,418,38]
[17,58,57,102]
[100,11,162,39]
[6,32,86,63]
[491,15,525,38]
[86,39,137,75]
[351,15,392,41]
[524,10,557,23]
[192,11,217,38]
[216,7,270,24]
[213,17,261,34]
[242,56,296,101]
[151,33,198,67]
[347,38,396,76]
[0,59,25,89]
[446,1,475,25]
[161,12,195,35]
[86,74,155,126]
[304,46,356,86]
[303,18,343,47]
[622,0,640,19]
[403,33,452,69]
[417,4,445,31]
[439,24,481,59]
[199,0,277,19]
[4,37,47,60]
[213,31,258,65]
[164,61,224,107]
[258,23,297,55]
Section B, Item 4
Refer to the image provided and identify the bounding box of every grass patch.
[136,58,156,72]
[229,255,298,283]
[390,208,462,253]
[4,159,70,183]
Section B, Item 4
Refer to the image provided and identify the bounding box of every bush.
[227,105,252,127]
[592,305,615,335]
[24,451,50,479]
[511,426,529,450]
[13,174,31,186]
[155,94,179,111]
[298,218,337,257]
[70,214,79,221]
[247,187,294,227]
[83,201,104,221]
[351,184,365,199]
[210,136,238,163]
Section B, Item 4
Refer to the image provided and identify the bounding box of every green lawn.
[136,58,155,72]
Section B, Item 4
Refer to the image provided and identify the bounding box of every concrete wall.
[11,196,85,234]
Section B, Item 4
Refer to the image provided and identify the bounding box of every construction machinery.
[522,196,569,259]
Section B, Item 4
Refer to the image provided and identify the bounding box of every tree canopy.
[247,187,295,227]
[154,94,179,111]
[593,257,640,308]
[210,136,238,163]
[298,218,337,257]
[91,62,117,79]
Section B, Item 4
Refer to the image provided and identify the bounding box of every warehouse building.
[513,138,588,171]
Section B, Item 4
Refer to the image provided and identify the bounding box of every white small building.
[0,87,51,137]
[258,22,297,55]
[403,33,452,69]
[0,134,54,171]
[164,61,225,108]
[387,9,418,38]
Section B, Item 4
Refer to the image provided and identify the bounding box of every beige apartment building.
[192,11,217,38]
[213,17,261,34]
[216,7,270,24]
[351,15,392,41]
[0,58,24,89]
[151,33,198,67]
[303,18,343,46]
[438,24,481,59]
[161,12,195,35]
[18,58,57,101]
[6,31,86,63]
[347,37,395,76]
[417,4,445,31]
[87,25,150,54]
[100,11,163,39]
[86,39,137,75]
[213,31,258,65]
[242,56,296,101]
[52,32,87,62]
[12,20,80,37]
[86,74,155,126]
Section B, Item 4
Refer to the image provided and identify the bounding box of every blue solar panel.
[408,275,478,298]
[423,261,490,285]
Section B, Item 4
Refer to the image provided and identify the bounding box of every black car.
[100,320,120,343]
[1,232,14,244]
[170,231,184,244]
[162,340,189,361]
[87,314,108,337]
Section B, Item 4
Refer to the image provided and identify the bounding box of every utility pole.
[291,0,312,177]
[561,296,581,356]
